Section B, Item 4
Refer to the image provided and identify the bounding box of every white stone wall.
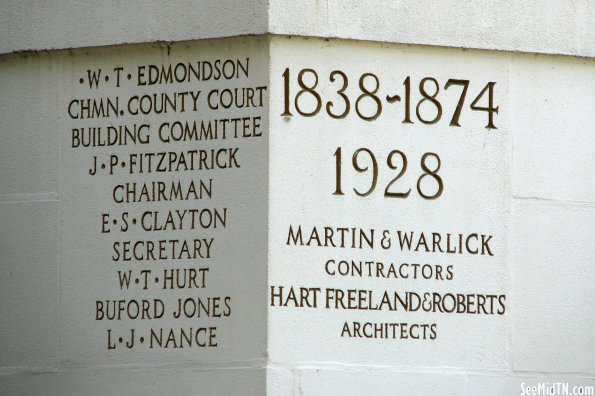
[0,2,594,395]
[1,1,593,57]
[265,36,595,395]
[1,38,270,395]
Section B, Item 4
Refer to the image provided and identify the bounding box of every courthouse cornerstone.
[1,1,594,395]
